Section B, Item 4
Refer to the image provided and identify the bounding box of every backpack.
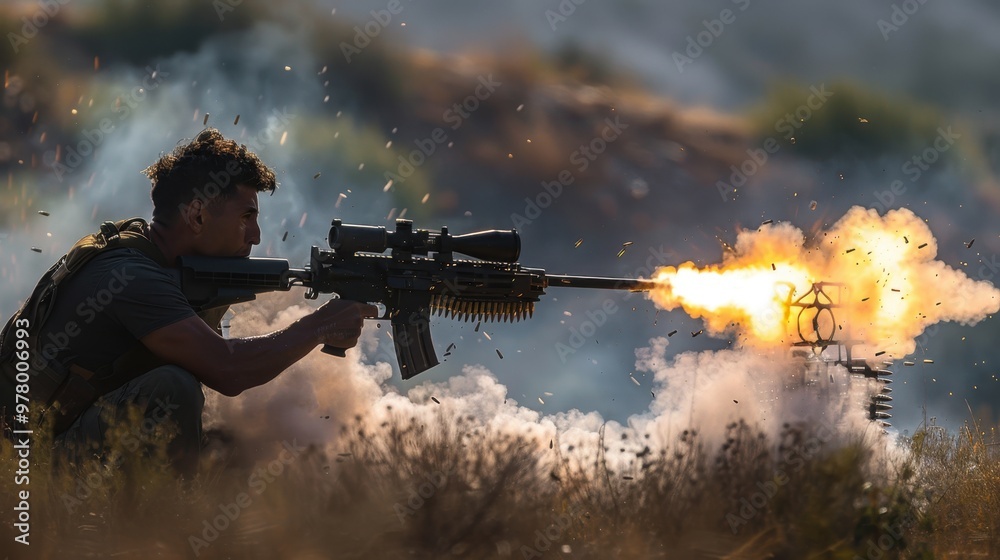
[0,218,227,435]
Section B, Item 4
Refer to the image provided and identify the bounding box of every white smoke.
[206,291,887,469]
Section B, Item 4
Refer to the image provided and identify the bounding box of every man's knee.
[138,365,204,418]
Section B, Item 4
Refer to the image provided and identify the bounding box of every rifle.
[172,219,656,379]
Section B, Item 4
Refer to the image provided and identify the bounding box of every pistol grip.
[321,344,348,357]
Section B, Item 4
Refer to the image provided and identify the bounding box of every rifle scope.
[330,219,521,263]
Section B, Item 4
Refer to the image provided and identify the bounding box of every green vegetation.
[754,81,961,162]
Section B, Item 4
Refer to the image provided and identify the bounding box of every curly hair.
[144,128,277,226]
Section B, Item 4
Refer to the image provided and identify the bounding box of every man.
[7,128,375,475]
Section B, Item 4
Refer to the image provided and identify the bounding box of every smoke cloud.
[207,289,886,469]
[650,206,1000,360]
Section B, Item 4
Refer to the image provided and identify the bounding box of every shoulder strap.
[1,217,166,366]
[52,217,168,285]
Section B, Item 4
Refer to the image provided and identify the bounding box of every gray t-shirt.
[36,247,196,386]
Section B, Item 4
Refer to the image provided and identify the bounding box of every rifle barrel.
[546,274,657,292]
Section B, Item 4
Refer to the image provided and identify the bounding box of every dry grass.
[1,408,998,559]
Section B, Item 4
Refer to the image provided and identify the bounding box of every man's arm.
[140,300,376,396]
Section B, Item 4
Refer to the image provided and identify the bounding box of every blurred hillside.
[2,0,1000,444]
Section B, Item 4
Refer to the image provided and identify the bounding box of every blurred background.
[2,0,998,436]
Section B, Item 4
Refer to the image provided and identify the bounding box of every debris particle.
[446,343,456,352]
[809,200,817,210]
[918,243,927,249]
[537,397,544,405]
[761,219,773,226]
[667,330,677,337]
[617,248,626,258]
[431,397,440,404]
[923,359,934,364]
[483,331,492,341]
[733,400,739,404]
[496,349,504,359]
[651,390,655,398]
[967,239,975,248]
[383,179,393,192]
[313,172,321,179]
[875,351,886,356]
[475,321,481,332]
[622,241,633,247]
[904,236,908,244]
[891,288,900,292]
[903,361,915,366]
[37,210,49,216]
[574,238,583,248]
[846,248,855,253]
[771,263,776,271]
[691,330,703,337]
[630,376,640,386]
[622,476,633,481]
[234,114,240,125]
[549,440,553,449]
[858,117,869,123]
[30,247,42,253]
[203,113,209,126]
[861,297,869,302]
[421,193,430,204]
[282,231,288,242]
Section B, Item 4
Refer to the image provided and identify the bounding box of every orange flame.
[648,207,999,358]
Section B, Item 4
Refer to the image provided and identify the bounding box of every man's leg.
[54,365,205,477]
